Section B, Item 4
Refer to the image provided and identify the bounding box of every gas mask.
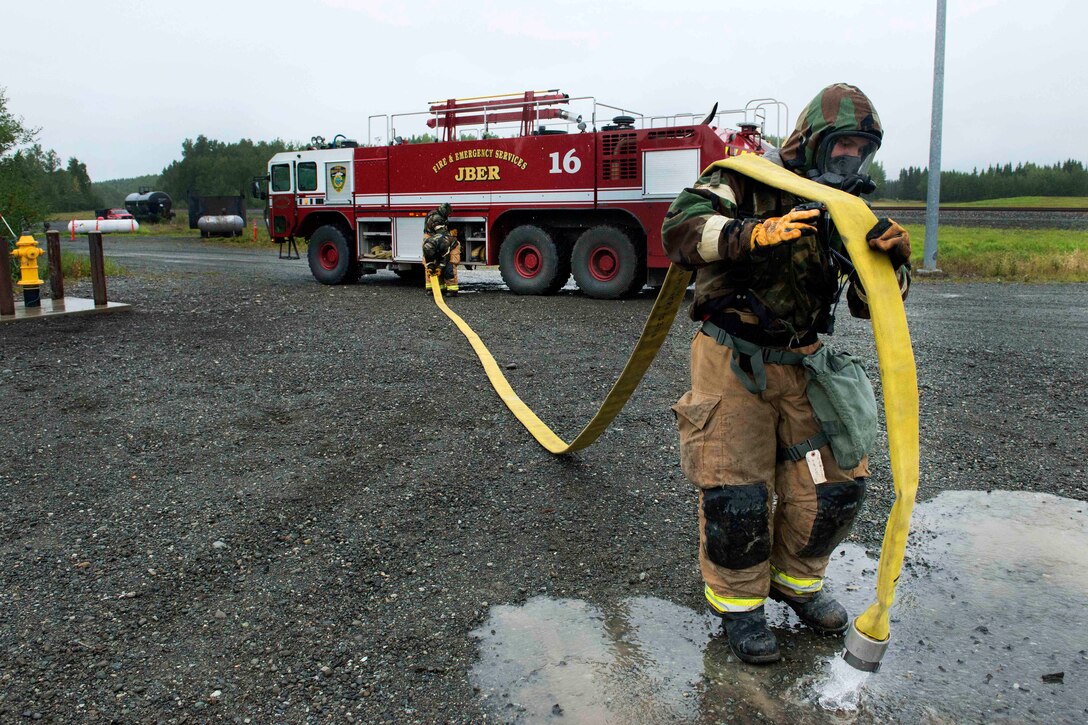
[806,131,881,196]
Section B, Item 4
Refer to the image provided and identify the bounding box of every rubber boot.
[721,606,781,664]
[769,587,849,635]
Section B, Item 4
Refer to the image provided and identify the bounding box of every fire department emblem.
[330,165,347,193]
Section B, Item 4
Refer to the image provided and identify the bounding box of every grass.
[54,251,126,280]
[904,224,1088,282]
[37,209,1088,284]
[46,209,275,248]
[8,250,125,285]
[873,196,1088,208]
[953,196,1088,208]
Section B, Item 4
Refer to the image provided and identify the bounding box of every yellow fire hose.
[428,153,919,671]
[427,260,692,453]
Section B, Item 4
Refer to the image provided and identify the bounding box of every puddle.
[471,491,1088,723]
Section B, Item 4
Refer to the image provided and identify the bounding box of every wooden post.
[0,240,14,316]
[88,231,107,306]
[46,230,64,301]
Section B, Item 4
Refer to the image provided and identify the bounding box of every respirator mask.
[806,130,881,196]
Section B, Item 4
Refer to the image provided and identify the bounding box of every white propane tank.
[197,215,245,236]
[67,219,139,234]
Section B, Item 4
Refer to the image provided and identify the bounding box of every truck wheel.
[308,225,359,284]
[499,225,569,295]
[571,226,642,299]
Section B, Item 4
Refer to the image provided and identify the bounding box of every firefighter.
[422,203,459,296]
[662,83,912,664]
[424,202,452,238]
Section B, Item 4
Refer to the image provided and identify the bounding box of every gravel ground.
[1,254,1086,722]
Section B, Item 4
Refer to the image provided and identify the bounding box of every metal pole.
[46,230,64,301]
[88,232,107,306]
[923,0,947,271]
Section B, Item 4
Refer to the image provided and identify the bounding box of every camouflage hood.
[779,83,883,176]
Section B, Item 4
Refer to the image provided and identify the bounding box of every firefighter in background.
[424,202,452,238]
[422,203,459,295]
[662,84,912,664]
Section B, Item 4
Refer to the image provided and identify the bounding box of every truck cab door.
[269,162,296,237]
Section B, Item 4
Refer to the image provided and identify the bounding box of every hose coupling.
[843,619,889,673]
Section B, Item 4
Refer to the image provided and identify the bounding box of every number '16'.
[548,149,582,174]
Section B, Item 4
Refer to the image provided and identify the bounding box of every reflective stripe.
[770,565,824,595]
[704,584,764,613]
[698,216,728,262]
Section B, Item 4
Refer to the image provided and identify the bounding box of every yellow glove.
[866,218,911,268]
[748,207,820,250]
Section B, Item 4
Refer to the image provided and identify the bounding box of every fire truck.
[258,91,785,299]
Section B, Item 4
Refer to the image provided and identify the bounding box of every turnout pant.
[423,237,459,292]
[442,240,460,292]
[672,331,869,613]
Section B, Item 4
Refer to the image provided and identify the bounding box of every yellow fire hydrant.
[12,234,44,307]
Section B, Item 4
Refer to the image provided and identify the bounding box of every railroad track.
[871,206,1088,213]
[867,206,1088,230]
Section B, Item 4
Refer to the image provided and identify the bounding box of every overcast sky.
[3,0,1085,181]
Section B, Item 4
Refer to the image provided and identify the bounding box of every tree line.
[93,174,160,208]
[1,87,301,229]
[4,82,1088,236]
[110,132,490,207]
[882,160,1088,201]
[157,135,297,206]
[1,87,102,232]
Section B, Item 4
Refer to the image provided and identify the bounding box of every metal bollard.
[88,231,107,307]
[0,239,14,316]
[46,230,64,301]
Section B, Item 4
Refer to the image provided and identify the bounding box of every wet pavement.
[471,490,1088,723]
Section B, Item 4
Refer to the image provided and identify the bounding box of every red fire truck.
[259,91,785,299]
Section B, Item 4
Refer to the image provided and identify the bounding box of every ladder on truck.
[426,90,577,141]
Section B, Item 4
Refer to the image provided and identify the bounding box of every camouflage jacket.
[661,155,908,347]
[422,232,453,264]
[423,209,449,235]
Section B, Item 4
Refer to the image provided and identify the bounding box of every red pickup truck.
[95,208,135,220]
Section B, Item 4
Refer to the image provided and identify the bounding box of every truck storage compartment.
[359,219,393,259]
[449,220,487,265]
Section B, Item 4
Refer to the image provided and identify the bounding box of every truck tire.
[308,225,360,284]
[571,226,642,299]
[499,225,569,295]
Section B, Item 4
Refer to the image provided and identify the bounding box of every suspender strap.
[700,321,807,394]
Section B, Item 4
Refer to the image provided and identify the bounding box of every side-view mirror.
[251,177,269,200]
